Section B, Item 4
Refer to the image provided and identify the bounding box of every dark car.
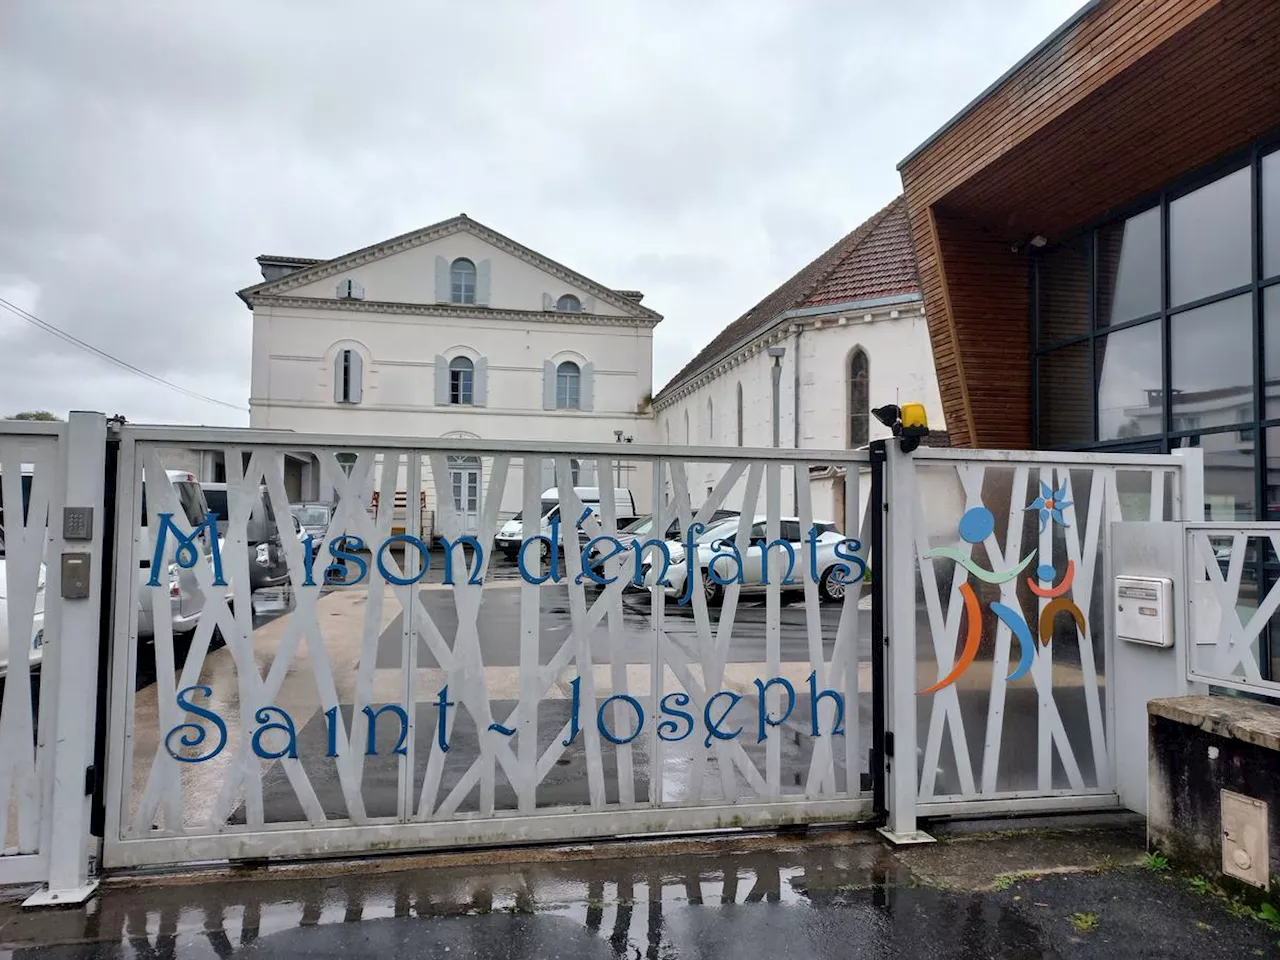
[202,482,291,593]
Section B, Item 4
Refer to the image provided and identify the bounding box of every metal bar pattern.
[1186,523,1280,698]
[0,425,62,881]
[105,435,875,868]
[898,454,1189,803]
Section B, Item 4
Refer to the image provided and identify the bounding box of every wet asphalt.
[3,819,1279,958]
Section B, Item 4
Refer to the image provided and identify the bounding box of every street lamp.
[767,346,786,448]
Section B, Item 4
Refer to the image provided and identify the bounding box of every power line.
[0,296,248,413]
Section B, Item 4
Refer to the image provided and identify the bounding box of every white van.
[494,487,638,560]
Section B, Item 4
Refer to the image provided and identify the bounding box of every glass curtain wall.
[1034,138,1280,524]
[1033,136,1280,679]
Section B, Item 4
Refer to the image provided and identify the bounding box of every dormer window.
[450,258,476,304]
[556,294,581,312]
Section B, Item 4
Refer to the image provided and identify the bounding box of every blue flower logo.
[1028,480,1072,532]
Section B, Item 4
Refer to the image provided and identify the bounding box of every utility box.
[1115,575,1174,648]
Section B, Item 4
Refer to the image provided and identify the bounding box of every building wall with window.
[898,0,1279,525]
[241,214,661,531]
[651,197,944,529]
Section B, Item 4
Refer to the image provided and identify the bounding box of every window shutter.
[349,351,363,403]
[542,293,553,311]
[473,357,488,407]
[580,361,595,412]
[542,360,557,410]
[434,355,450,405]
[476,259,491,306]
[581,296,595,313]
[540,458,556,493]
[334,352,345,403]
[435,256,450,303]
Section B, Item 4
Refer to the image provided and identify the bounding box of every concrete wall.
[1150,696,1280,905]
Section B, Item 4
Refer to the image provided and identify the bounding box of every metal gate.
[102,427,878,868]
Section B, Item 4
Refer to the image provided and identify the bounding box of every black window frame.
[1031,130,1280,681]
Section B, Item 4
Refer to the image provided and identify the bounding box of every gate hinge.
[884,732,895,758]
[84,764,96,796]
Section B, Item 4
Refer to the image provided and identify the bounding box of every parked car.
[495,487,639,560]
[290,502,334,541]
[641,515,856,605]
[0,529,45,680]
[590,509,740,576]
[138,470,234,640]
[202,482,290,593]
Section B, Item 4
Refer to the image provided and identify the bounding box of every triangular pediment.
[237,215,660,322]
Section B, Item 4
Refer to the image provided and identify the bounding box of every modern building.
[651,196,946,529]
[239,215,662,533]
[898,0,1279,522]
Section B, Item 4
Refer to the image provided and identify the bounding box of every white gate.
[1,414,106,905]
[103,427,876,869]
[0,423,61,885]
[880,445,1202,838]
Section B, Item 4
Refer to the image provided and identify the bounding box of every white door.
[448,458,481,535]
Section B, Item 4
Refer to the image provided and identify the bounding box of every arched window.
[848,348,870,448]
[450,258,476,304]
[684,410,690,444]
[448,355,474,405]
[707,397,714,442]
[334,348,363,404]
[735,382,744,446]
[555,360,581,409]
[556,294,581,312]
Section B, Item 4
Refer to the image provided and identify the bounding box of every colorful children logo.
[919,480,1087,695]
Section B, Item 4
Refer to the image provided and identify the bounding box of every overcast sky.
[0,1,1085,426]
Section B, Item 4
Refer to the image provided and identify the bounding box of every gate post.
[24,411,106,907]
[878,442,933,844]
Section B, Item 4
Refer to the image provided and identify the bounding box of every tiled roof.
[920,429,951,448]
[656,196,918,400]
[801,198,918,307]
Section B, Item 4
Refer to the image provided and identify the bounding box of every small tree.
[7,411,62,421]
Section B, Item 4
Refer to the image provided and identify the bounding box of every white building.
[651,197,947,531]
[239,214,662,535]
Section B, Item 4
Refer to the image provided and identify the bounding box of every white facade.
[242,216,660,533]
[653,296,944,530]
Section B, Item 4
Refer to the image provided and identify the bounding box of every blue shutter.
[474,358,488,407]
[543,360,557,410]
[435,256,450,303]
[476,259,491,306]
[580,361,595,412]
[434,355,450,405]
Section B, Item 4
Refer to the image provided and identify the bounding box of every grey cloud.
[0,0,1086,425]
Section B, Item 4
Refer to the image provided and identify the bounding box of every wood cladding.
[901,0,1280,448]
